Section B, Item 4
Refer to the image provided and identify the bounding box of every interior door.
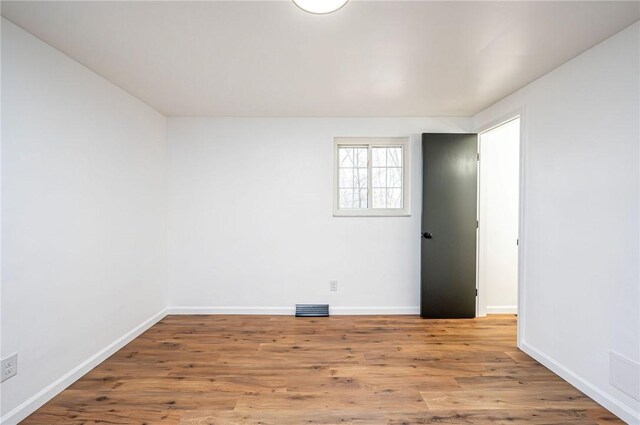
[421,133,478,318]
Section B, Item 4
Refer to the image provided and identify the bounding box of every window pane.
[387,167,402,188]
[372,188,386,208]
[339,189,354,208]
[339,188,367,209]
[387,147,402,167]
[339,168,354,188]
[387,188,402,208]
[355,168,368,189]
[356,188,368,208]
[339,147,353,168]
[372,168,386,188]
[353,147,368,167]
[372,147,386,167]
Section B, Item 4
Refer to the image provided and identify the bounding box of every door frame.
[475,107,526,348]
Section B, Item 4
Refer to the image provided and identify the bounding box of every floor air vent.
[295,304,329,317]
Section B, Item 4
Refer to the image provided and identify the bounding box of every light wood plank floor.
[24,315,621,424]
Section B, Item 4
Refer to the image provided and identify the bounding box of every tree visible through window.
[372,146,403,209]
[334,138,410,216]
[338,147,368,208]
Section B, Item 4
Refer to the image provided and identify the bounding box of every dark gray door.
[421,133,478,318]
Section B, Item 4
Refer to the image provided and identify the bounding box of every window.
[334,137,410,216]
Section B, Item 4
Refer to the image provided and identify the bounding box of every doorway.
[477,117,521,317]
[420,119,522,321]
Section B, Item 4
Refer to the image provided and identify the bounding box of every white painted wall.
[474,22,640,423]
[478,118,520,316]
[167,117,471,313]
[1,19,167,422]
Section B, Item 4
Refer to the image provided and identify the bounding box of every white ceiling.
[2,1,639,117]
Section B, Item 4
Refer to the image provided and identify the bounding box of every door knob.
[422,232,433,239]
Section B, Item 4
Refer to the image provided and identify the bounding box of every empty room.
[1,0,639,424]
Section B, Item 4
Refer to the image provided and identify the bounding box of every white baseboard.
[330,306,420,315]
[520,341,640,424]
[0,309,167,425]
[486,305,518,314]
[167,306,420,316]
[167,306,294,315]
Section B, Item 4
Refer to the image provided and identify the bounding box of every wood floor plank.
[22,315,622,424]
[385,409,604,424]
[421,387,598,410]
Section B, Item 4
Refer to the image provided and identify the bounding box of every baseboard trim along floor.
[0,309,167,425]
[520,341,640,424]
[166,306,420,315]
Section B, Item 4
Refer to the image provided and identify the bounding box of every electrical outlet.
[1,353,18,383]
[329,280,338,292]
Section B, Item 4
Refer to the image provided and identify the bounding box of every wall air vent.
[295,304,329,317]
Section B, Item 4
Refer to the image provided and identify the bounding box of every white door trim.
[475,107,527,349]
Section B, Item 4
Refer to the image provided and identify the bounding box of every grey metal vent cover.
[295,304,329,317]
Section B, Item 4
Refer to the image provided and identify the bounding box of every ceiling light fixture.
[293,0,349,15]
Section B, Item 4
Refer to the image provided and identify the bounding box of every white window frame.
[333,137,411,217]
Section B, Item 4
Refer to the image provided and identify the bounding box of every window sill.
[333,209,411,217]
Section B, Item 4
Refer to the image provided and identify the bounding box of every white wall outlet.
[1,353,18,383]
[329,280,338,292]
